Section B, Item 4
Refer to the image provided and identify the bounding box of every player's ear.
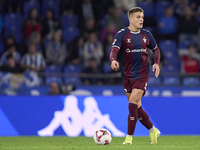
[129,17,132,22]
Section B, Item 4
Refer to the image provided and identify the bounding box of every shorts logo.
[124,89,127,92]
[130,116,135,120]
[144,82,148,90]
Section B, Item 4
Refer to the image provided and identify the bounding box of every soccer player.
[110,7,161,145]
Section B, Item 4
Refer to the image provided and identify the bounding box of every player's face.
[129,12,144,30]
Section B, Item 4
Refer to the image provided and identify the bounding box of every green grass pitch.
[0,136,200,150]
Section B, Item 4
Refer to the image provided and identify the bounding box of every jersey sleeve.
[112,29,125,49]
[146,31,157,50]
[110,29,125,62]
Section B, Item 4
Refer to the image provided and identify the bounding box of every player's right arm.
[110,29,124,71]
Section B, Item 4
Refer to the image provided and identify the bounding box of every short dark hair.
[127,7,144,18]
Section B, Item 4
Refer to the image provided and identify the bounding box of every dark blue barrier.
[0,96,200,136]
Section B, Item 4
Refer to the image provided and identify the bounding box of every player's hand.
[111,60,119,71]
[152,63,160,78]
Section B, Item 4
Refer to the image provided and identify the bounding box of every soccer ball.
[93,129,112,145]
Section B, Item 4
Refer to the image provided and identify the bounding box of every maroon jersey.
[110,27,160,79]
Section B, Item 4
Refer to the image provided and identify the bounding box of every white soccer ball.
[93,129,112,145]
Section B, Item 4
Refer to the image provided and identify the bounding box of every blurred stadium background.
[0,0,200,139]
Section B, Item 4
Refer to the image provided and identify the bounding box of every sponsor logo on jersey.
[127,39,131,43]
[126,48,147,53]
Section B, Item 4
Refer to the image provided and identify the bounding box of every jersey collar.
[130,30,140,34]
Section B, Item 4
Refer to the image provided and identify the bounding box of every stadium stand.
[0,0,199,88]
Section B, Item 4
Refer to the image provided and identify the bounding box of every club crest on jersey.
[127,39,131,43]
[143,37,147,43]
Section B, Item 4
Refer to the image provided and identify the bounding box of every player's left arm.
[146,30,161,78]
[152,47,160,78]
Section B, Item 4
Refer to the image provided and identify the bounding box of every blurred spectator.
[104,7,125,31]
[0,54,24,73]
[4,35,16,52]
[179,44,200,73]
[103,33,114,62]
[94,0,115,15]
[23,8,41,40]
[113,0,136,12]
[100,23,117,44]
[48,82,61,95]
[4,35,27,56]
[29,32,43,53]
[82,57,103,85]
[0,44,21,66]
[178,6,199,43]
[41,9,61,40]
[48,82,75,95]
[83,32,103,67]
[60,0,77,15]
[74,0,101,26]
[81,18,98,40]
[157,6,177,41]
[68,36,84,64]
[190,0,200,15]
[21,43,46,72]
[174,0,190,16]
[5,0,23,13]
[45,30,67,65]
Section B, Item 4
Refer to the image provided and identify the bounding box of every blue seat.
[23,1,40,19]
[163,77,180,86]
[103,62,112,74]
[138,1,154,17]
[178,40,195,49]
[63,27,80,43]
[42,0,59,18]
[155,1,172,18]
[183,77,200,86]
[121,14,129,26]
[157,16,177,35]
[148,77,161,86]
[45,65,62,73]
[5,27,22,43]
[159,40,178,65]
[4,13,22,29]
[45,65,62,85]
[63,63,82,85]
[163,52,180,66]
[162,65,179,73]
[101,14,109,29]
[61,14,78,28]
[43,39,50,49]
[159,40,177,53]
[45,77,62,85]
